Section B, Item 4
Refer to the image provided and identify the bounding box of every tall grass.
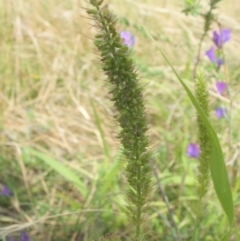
[1,0,240,240]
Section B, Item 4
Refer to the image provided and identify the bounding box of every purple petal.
[187,143,200,158]
[8,237,16,241]
[120,31,135,48]
[205,46,223,66]
[213,29,231,48]
[216,81,227,94]
[213,31,220,48]
[205,46,216,62]
[215,107,227,119]
[1,185,12,196]
[221,29,231,43]
[20,231,30,241]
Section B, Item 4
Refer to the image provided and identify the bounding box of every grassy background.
[1,0,240,240]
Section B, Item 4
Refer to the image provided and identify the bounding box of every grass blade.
[144,29,234,227]
[30,148,88,198]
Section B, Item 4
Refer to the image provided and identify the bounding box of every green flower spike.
[195,72,211,217]
[87,1,153,240]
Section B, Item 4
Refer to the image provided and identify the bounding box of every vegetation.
[1,0,240,240]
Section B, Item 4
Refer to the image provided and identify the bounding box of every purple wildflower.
[21,231,30,241]
[7,231,30,241]
[213,29,231,48]
[205,46,215,62]
[216,81,227,95]
[120,31,135,48]
[215,107,227,119]
[205,46,223,66]
[8,237,15,241]
[187,143,200,158]
[1,185,12,196]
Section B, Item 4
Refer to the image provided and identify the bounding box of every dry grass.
[1,0,240,160]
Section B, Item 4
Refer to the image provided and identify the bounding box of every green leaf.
[30,148,87,198]
[144,29,234,227]
[220,231,232,241]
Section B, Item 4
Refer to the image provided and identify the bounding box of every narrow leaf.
[144,29,234,226]
[30,148,87,198]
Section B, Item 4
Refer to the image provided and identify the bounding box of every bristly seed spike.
[86,0,153,240]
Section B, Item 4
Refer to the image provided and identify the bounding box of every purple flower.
[215,107,227,119]
[213,29,231,48]
[120,31,135,48]
[21,231,30,241]
[205,46,223,66]
[216,81,227,94]
[7,231,30,241]
[1,185,12,196]
[187,143,200,158]
[8,237,15,241]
